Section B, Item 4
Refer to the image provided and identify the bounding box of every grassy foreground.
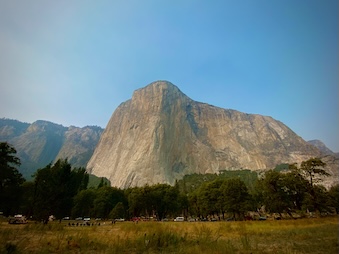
[0,216,338,254]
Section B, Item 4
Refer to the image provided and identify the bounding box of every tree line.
[0,142,338,222]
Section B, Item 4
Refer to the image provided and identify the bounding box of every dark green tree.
[127,185,153,218]
[196,180,224,218]
[254,170,291,216]
[19,181,35,217]
[97,177,108,188]
[149,184,180,220]
[92,186,126,219]
[302,185,331,213]
[109,202,125,219]
[0,142,25,216]
[32,159,88,222]
[177,192,189,218]
[72,189,97,218]
[187,191,198,217]
[290,158,330,213]
[71,167,89,193]
[328,184,339,214]
[221,178,251,220]
[281,170,309,211]
[299,158,329,187]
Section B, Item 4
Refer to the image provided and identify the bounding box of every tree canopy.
[32,159,88,222]
[0,144,336,221]
[0,142,25,216]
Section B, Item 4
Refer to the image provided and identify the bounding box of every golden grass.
[0,216,338,253]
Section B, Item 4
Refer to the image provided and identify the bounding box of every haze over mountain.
[87,81,338,189]
[0,118,103,179]
[308,140,339,158]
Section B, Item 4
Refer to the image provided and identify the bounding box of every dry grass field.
[0,216,338,253]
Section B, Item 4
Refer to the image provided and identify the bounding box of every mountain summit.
[87,81,336,188]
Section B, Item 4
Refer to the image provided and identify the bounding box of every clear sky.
[0,0,338,152]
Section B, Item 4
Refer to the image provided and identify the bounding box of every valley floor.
[1,216,338,254]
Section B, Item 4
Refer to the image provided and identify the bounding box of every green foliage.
[273,163,289,172]
[72,189,97,218]
[280,171,308,210]
[289,158,330,212]
[254,170,293,214]
[328,184,339,213]
[92,186,126,219]
[221,178,251,219]
[299,158,329,186]
[149,184,181,220]
[32,159,89,221]
[109,202,125,219]
[302,185,332,213]
[127,186,150,217]
[0,147,336,222]
[87,174,110,188]
[255,158,332,215]
[195,180,225,217]
[127,184,181,220]
[177,169,258,194]
[0,142,25,216]
[19,181,35,217]
[188,178,252,220]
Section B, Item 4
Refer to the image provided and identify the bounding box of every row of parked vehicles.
[64,217,125,222]
[8,215,27,224]
[7,215,264,224]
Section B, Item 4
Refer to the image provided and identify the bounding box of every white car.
[174,217,184,222]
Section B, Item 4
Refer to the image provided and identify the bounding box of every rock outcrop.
[0,118,103,179]
[87,81,338,188]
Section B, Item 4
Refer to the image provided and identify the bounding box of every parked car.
[83,217,91,221]
[174,217,184,222]
[8,215,27,224]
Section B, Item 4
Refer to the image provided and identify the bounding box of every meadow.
[0,216,338,254]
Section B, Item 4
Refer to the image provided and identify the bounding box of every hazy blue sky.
[0,0,338,152]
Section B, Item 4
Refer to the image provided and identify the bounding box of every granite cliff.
[0,118,103,179]
[87,81,338,188]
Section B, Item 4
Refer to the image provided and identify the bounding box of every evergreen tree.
[221,178,251,220]
[32,159,88,222]
[328,184,339,214]
[0,142,25,216]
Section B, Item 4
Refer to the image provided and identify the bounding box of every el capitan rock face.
[87,81,337,188]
